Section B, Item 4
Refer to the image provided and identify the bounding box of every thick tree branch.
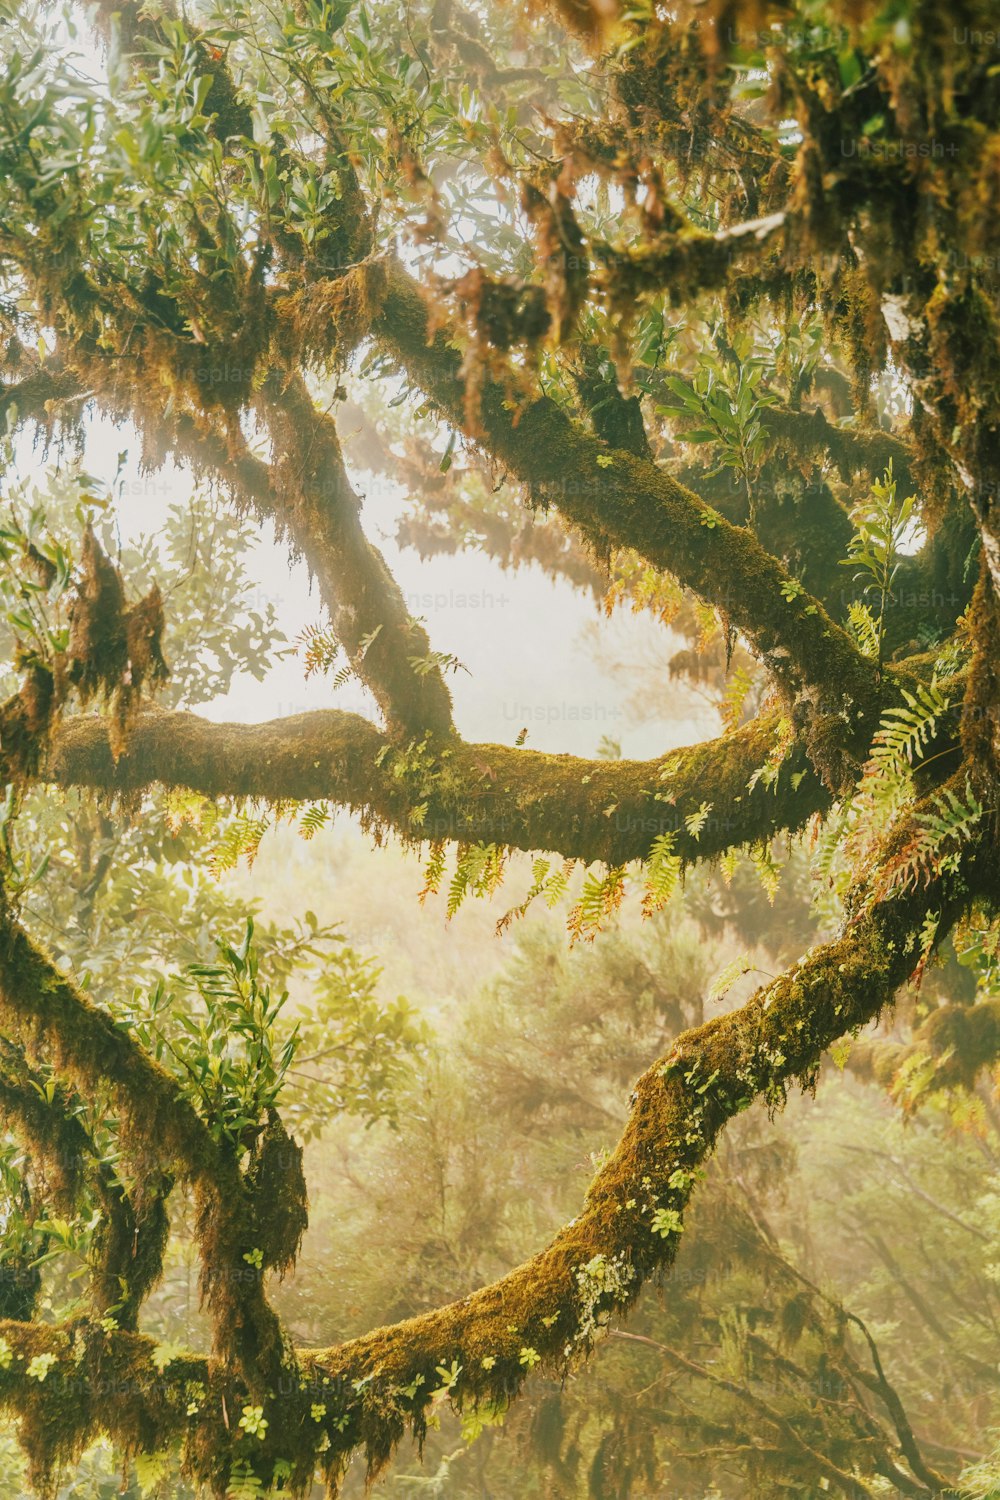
[847,994,1000,1097]
[591,210,787,307]
[45,706,829,866]
[0,352,453,738]
[0,908,286,1390]
[0,1043,168,1328]
[371,258,884,786]
[254,373,454,736]
[758,403,915,490]
[0,813,984,1495]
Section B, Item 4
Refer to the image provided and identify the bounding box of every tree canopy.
[0,0,998,1495]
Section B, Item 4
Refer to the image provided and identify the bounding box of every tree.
[0,0,997,1494]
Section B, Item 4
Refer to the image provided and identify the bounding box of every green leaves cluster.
[841,464,917,672]
[132,918,297,1148]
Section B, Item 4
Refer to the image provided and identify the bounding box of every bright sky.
[18,408,717,760]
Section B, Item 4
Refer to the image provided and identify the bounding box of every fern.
[641,832,682,917]
[226,1464,264,1500]
[871,679,951,770]
[446,842,505,918]
[407,647,469,677]
[840,463,917,675]
[846,600,880,659]
[496,857,578,934]
[298,623,341,680]
[604,548,683,625]
[953,911,1000,996]
[911,908,941,987]
[747,717,794,794]
[208,814,270,876]
[298,622,385,685]
[567,866,626,942]
[880,780,985,896]
[298,802,331,840]
[749,843,781,903]
[720,665,754,733]
[684,801,714,841]
[543,859,575,908]
[133,1452,172,1497]
[419,841,447,902]
[708,952,755,1003]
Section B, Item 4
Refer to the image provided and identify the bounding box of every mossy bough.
[0,813,985,1497]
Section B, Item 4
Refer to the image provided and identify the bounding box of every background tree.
[0,0,997,1495]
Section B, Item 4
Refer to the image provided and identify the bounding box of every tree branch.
[254,372,454,736]
[371,258,884,787]
[0,1043,169,1328]
[0,811,983,1494]
[0,908,286,1390]
[45,706,830,866]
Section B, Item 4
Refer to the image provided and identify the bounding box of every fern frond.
[641,832,681,917]
[298,803,331,840]
[879,780,985,896]
[208,815,270,876]
[298,623,342,680]
[567,866,626,942]
[495,856,575,934]
[720,665,754,733]
[871,680,951,770]
[446,842,505,918]
[708,952,756,1003]
[846,600,880,659]
[749,843,781,903]
[419,842,447,903]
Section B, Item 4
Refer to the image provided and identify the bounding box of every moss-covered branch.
[0,908,287,1390]
[0,1042,168,1328]
[371,259,884,785]
[0,352,85,435]
[848,994,1000,1098]
[758,403,915,490]
[45,706,830,866]
[254,373,454,737]
[0,813,985,1497]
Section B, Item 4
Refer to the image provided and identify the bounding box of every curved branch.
[591,210,787,306]
[254,372,454,736]
[0,1043,168,1328]
[371,259,884,783]
[0,908,286,1389]
[848,994,1000,1097]
[0,815,983,1494]
[45,707,830,866]
[758,403,915,489]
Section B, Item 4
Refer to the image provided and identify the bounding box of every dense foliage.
[0,0,998,1494]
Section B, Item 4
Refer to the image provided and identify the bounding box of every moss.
[2,3,999,1489]
[255,372,455,739]
[0,807,987,1496]
[47,704,833,867]
[0,1038,175,1327]
[373,258,885,791]
[961,568,1000,797]
[0,528,168,785]
[0,913,288,1393]
[851,996,1000,1097]
[244,1113,308,1276]
[273,262,387,370]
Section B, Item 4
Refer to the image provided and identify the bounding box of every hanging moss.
[244,1113,308,1277]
